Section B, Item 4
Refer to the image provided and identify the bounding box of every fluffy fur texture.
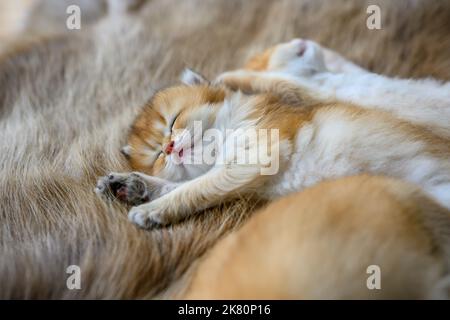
[183,176,450,299]
[1,0,450,299]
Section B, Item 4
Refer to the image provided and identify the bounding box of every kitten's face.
[125,76,225,182]
[246,39,327,75]
[124,39,322,181]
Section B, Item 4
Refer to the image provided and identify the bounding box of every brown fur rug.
[0,0,449,299]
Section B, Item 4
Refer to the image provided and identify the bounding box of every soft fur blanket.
[0,0,449,298]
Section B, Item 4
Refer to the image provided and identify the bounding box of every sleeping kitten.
[96,39,450,229]
[220,39,450,139]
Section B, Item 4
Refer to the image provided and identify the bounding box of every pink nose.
[165,141,175,154]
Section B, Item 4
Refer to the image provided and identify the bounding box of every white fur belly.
[263,123,361,199]
[262,112,450,211]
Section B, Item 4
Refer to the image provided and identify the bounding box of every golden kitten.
[96,39,450,228]
[183,175,450,299]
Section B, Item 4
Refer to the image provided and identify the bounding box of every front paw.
[214,70,258,94]
[128,201,170,229]
[95,172,149,205]
[214,70,247,87]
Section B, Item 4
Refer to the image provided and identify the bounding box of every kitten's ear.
[180,68,209,86]
[121,145,132,158]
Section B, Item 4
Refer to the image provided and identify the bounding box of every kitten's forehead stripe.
[144,137,159,150]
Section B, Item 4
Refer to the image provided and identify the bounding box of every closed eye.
[169,113,180,132]
[158,113,180,159]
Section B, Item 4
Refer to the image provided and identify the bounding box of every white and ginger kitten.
[221,39,450,139]
[96,39,450,229]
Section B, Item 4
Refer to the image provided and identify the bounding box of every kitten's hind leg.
[263,38,366,75]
